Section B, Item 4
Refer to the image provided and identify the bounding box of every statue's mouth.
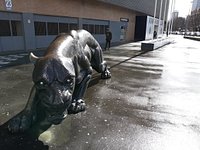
[46,108,68,125]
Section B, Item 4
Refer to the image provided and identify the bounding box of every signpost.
[5,0,12,10]
[120,18,129,22]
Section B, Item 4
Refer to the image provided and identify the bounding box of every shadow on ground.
[0,121,49,150]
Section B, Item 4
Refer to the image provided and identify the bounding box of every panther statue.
[8,29,111,133]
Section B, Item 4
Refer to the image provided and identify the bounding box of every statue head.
[30,53,75,124]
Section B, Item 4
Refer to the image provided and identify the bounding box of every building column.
[152,0,158,40]
[22,13,36,51]
[78,18,83,29]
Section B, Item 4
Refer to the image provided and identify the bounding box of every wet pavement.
[0,53,28,69]
[1,35,200,150]
[0,50,45,69]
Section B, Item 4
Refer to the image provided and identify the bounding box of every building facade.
[0,0,169,53]
[192,0,200,11]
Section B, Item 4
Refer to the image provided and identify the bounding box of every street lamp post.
[163,0,168,35]
[152,0,158,40]
[169,0,176,34]
[158,0,163,38]
[168,0,173,35]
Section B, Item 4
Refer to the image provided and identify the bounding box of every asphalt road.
[0,35,200,150]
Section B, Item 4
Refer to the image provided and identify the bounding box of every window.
[88,24,94,34]
[95,25,100,34]
[83,24,108,34]
[34,22,46,35]
[83,24,88,31]
[83,24,94,34]
[47,22,58,35]
[0,20,11,36]
[59,23,69,33]
[100,25,105,34]
[69,23,78,30]
[11,21,23,36]
[105,25,109,32]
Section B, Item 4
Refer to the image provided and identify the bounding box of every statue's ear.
[29,52,40,63]
[71,30,79,40]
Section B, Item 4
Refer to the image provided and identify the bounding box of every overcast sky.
[174,0,193,17]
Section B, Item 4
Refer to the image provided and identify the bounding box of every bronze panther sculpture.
[8,29,111,133]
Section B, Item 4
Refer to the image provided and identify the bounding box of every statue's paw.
[8,111,34,133]
[101,69,111,79]
[68,99,86,114]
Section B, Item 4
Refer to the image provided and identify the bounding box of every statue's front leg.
[68,73,91,114]
[8,86,38,133]
[100,61,111,79]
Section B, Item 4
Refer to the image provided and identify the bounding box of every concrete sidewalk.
[2,36,200,150]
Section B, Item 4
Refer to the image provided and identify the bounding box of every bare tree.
[172,17,186,31]
[186,9,200,32]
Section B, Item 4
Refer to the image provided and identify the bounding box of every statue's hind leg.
[91,46,111,79]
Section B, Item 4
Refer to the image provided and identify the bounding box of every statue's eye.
[65,78,73,86]
[39,81,44,85]
[36,81,48,89]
